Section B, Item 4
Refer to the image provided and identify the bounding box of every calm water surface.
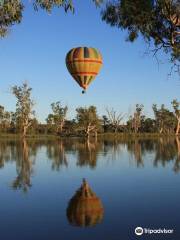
[0,137,180,240]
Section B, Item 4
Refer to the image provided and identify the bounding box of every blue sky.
[0,1,179,122]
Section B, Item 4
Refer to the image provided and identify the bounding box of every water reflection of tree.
[1,137,180,183]
[173,137,180,173]
[103,139,124,162]
[46,140,68,171]
[0,140,17,168]
[126,137,180,172]
[75,138,103,169]
[12,140,33,192]
[154,138,179,172]
[127,139,144,167]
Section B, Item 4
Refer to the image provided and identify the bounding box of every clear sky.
[0,1,179,122]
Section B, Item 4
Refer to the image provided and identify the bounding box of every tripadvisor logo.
[135,227,174,236]
[135,227,143,236]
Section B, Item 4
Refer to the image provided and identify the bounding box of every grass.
[0,132,178,140]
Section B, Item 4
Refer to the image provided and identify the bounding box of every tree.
[172,99,180,135]
[0,0,102,37]
[131,104,144,133]
[102,115,109,132]
[76,106,101,138]
[46,101,68,134]
[102,0,180,70]
[0,0,23,37]
[141,117,156,133]
[0,105,12,133]
[152,103,176,134]
[105,107,124,133]
[12,82,35,137]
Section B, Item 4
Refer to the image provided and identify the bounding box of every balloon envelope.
[66,47,103,91]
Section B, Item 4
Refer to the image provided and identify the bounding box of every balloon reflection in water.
[66,179,104,227]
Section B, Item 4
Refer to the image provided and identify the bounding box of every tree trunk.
[159,127,163,134]
[176,118,180,135]
[86,123,96,138]
[114,127,117,133]
[86,125,91,138]
[176,137,180,156]
[56,121,64,135]
[23,125,28,138]
[94,130,97,140]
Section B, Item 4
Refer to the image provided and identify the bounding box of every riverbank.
[0,132,179,140]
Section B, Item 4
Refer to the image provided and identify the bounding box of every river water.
[0,137,180,240]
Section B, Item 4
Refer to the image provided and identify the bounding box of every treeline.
[0,83,180,137]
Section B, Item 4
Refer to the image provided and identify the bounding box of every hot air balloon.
[66,179,104,227]
[66,47,103,94]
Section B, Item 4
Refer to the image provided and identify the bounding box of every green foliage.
[172,99,180,117]
[46,101,68,134]
[76,106,99,126]
[102,0,180,63]
[128,104,144,133]
[0,0,103,37]
[0,0,23,37]
[76,106,101,136]
[33,0,74,12]
[152,103,176,134]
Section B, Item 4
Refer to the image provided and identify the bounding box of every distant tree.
[105,107,124,133]
[0,0,102,37]
[0,105,12,133]
[46,101,68,134]
[141,117,156,133]
[102,0,180,71]
[12,82,35,137]
[0,105,5,132]
[152,103,176,134]
[29,118,39,134]
[9,111,17,133]
[76,106,101,138]
[172,99,180,135]
[131,104,144,133]
[102,115,109,132]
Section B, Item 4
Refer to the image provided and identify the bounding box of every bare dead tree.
[106,107,124,133]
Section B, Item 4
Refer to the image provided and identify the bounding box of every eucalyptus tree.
[102,115,109,132]
[76,106,101,138]
[12,82,35,137]
[172,99,180,135]
[102,0,180,71]
[129,104,144,133]
[0,0,102,37]
[46,101,68,134]
[152,104,176,134]
[0,105,12,133]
